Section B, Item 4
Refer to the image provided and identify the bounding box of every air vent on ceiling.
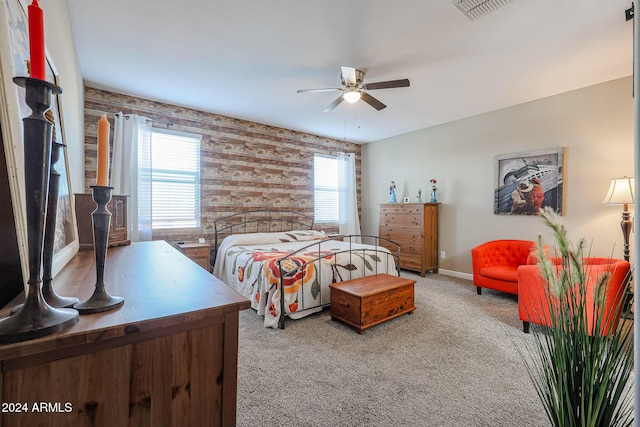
[453,0,515,21]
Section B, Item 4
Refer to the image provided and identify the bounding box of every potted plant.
[520,206,634,427]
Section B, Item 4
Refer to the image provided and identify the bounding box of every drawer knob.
[340,301,350,308]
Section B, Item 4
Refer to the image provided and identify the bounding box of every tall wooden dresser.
[379,202,440,276]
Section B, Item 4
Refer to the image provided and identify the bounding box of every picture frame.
[494,147,564,215]
[45,56,79,277]
[0,0,78,285]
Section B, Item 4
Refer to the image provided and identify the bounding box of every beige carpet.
[236,272,549,427]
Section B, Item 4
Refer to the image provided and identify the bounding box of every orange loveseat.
[471,240,537,296]
[517,258,631,334]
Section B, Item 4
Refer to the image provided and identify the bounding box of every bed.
[212,210,400,329]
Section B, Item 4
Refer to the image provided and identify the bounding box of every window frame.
[313,153,339,223]
[149,128,202,230]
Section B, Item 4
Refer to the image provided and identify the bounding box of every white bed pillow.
[220,230,327,247]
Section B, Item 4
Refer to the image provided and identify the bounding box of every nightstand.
[177,242,211,271]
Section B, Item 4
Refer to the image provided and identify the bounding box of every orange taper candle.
[28,0,45,80]
[96,115,110,186]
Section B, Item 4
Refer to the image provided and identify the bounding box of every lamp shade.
[343,90,361,104]
[602,177,634,205]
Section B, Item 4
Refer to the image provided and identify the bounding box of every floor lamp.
[602,176,634,314]
[602,176,635,262]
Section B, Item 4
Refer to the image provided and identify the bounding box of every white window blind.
[150,128,201,229]
[314,154,339,222]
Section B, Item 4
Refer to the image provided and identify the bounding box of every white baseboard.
[438,268,473,281]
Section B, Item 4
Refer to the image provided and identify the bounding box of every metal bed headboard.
[213,209,315,264]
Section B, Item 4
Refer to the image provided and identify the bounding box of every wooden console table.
[0,240,250,426]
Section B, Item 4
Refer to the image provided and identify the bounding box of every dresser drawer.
[397,204,423,214]
[400,255,424,271]
[379,239,397,253]
[380,205,401,213]
[379,239,422,261]
[380,213,422,228]
[184,247,209,258]
[380,204,424,215]
[379,228,423,242]
[398,241,424,257]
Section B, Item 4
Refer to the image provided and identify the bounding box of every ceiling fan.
[297,66,410,112]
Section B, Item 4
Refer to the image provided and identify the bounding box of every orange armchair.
[471,240,538,296]
[517,258,631,334]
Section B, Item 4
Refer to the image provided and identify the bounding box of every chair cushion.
[480,265,518,282]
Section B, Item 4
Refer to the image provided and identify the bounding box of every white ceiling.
[65,0,634,143]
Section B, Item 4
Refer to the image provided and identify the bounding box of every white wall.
[41,0,84,193]
[362,77,634,277]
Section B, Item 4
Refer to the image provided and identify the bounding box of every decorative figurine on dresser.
[378,202,440,276]
[389,180,397,203]
[429,178,438,203]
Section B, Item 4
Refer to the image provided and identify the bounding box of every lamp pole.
[621,203,632,261]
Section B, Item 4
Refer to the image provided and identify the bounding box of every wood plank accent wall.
[82,87,361,243]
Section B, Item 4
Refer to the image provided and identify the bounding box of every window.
[313,154,339,222]
[150,128,201,229]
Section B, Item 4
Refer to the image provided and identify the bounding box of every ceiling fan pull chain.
[343,103,347,141]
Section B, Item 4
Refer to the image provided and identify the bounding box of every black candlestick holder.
[73,185,124,313]
[42,142,79,307]
[0,77,78,344]
[10,142,79,315]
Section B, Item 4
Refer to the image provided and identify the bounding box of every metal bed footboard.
[275,235,401,329]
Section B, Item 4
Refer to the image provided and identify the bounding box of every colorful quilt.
[213,230,396,328]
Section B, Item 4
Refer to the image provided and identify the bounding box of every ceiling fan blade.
[323,96,344,112]
[297,88,341,93]
[362,78,410,91]
[361,92,387,111]
[341,66,357,85]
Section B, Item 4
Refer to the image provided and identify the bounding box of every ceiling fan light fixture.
[343,90,361,104]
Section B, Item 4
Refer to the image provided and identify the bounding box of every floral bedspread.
[213,230,396,328]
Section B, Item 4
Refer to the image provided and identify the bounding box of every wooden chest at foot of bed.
[329,274,416,334]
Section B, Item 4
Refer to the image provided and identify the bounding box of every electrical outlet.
[440,251,446,259]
